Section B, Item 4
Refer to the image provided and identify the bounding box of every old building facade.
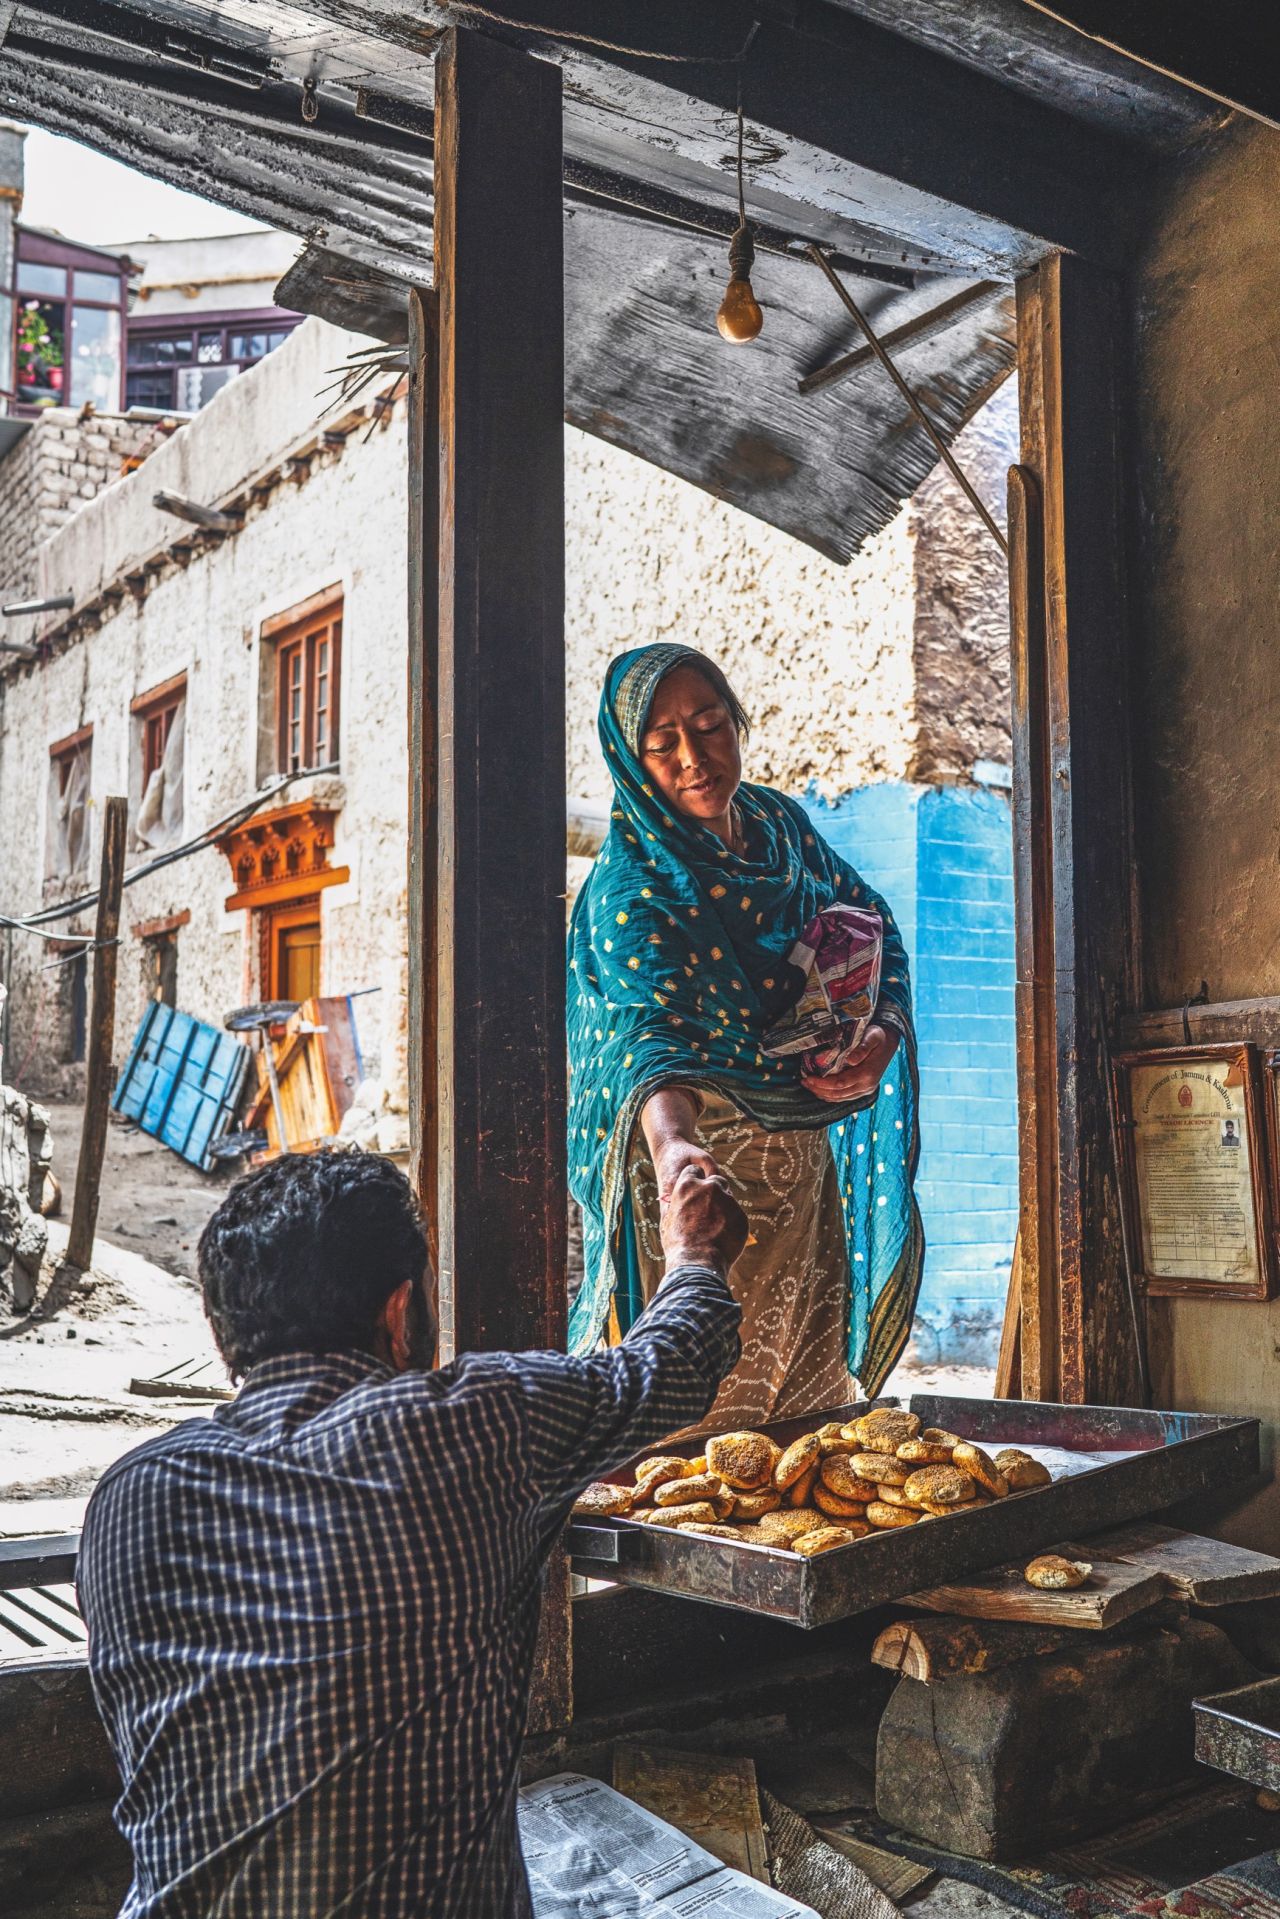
[0,311,1018,1364]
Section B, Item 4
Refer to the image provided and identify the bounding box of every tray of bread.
[568,1394,1259,1628]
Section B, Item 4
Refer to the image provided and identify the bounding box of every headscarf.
[567,643,923,1394]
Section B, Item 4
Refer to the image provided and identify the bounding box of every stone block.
[876,1614,1253,1860]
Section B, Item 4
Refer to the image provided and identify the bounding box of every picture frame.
[1112,1044,1276,1302]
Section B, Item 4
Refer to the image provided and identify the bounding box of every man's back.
[79,1267,740,1918]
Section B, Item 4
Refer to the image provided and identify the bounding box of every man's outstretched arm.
[491,1165,749,1517]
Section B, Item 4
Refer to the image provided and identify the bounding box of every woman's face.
[639,665,742,832]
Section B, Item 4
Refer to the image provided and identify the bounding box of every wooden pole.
[433,27,570,1732]
[66,795,128,1273]
[1014,256,1141,1406]
[406,287,440,1277]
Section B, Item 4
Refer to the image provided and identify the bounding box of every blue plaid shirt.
[78,1264,740,1918]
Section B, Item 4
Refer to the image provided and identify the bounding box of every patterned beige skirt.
[628,1089,856,1435]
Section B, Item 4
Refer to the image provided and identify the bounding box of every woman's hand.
[640,1086,718,1204]
[653,1137,720,1206]
[802,1021,897,1105]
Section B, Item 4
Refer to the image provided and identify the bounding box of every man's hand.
[653,1136,718,1205]
[802,1020,897,1105]
[660,1163,749,1278]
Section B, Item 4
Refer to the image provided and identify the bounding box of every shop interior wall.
[1132,118,1280,1549]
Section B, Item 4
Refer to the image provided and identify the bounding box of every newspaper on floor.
[519,1773,818,1919]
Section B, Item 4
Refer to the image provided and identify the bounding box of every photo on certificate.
[1113,1044,1276,1301]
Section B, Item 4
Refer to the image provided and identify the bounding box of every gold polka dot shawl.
[568,645,923,1394]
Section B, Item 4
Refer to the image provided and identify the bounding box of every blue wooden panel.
[113,1005,250,1170]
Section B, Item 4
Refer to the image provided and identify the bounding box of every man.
[78,1149,747,1918]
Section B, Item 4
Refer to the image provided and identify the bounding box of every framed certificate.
[1113,1045,1275,1301]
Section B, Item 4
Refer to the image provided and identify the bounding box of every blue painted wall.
[808,781,1018,1369]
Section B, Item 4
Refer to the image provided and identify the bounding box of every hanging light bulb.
[715,90,762,344]
[717,221,763,343]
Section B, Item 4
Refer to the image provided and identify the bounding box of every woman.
[568,643,923,1424]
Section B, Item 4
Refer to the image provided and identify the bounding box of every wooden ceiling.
[0,1,1228,556]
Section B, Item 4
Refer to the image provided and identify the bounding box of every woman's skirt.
[628,1089,855,1432]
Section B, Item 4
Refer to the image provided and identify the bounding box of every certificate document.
[1128,1054,1259,1290]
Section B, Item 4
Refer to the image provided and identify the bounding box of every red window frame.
[131,673,186,784]
[269,595,342,775]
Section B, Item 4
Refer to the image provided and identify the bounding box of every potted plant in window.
[16,303,64,397]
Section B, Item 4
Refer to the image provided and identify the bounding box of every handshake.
[658,1161,750,1278]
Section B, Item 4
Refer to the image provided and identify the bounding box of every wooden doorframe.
[409,26,571,1733]
[1011,253,1144,1407]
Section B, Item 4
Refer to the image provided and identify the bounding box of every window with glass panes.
[125,317,298,411]
[14,234,127,415]
[272,597,342,775]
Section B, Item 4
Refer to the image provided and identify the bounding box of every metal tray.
[568,1394,1260,1630]
[1195,1677,1280,1792]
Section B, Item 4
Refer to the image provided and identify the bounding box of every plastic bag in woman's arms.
[760,903,883,1077]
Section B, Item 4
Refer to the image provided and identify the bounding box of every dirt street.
[48,1099,233,1279]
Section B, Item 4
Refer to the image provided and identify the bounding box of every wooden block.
[1078,1522,1280,1607]
[872,1614,1078,1681]
[907,1550,1167,1629]
[612,1744,768,1882]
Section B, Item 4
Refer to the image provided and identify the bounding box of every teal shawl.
[567,644,924,1395]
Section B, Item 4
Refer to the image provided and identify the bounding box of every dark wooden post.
[432,26,566,1360]
[1013,255,1142,1406]
[432,27,570,1728]
[406,286,439,1277]
[66,795,128,1272]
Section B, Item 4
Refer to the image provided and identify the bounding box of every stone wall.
[0,409,160,602]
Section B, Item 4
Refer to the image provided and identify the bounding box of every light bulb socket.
[728,220,755,282]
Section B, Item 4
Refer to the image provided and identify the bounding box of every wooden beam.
[1022,1,1276,132]
[433,18,570,1738]
[1117,997,1280,1052]
[433,24,567,1359]
[407,289,440,1275]
[1014,257,1141,1406]
[66,796,127,1273]
[1007,463,1058,1401]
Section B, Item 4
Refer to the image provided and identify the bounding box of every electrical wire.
[2,763,339,937]
[447,6,760,65]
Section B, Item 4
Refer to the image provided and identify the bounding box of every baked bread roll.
[706,1431,775,1491]
[995,1448,1053,1491]
[1025,1554,1091,1590]
[922,1427,963,1449]
[902,1464,976,1507]
[820,1455,881,1502]
[680,1522,746,1541]
[687,1455,708,1476]
[731,1488,782,1519]
[639,1501,721,1528]
[846,1452,910,1486]
[775,1432,821,1490]
[896,1437,956,1465]
[952,1443,1009,1499]
[866,1500,921,1528]
[918,1494,978,1517]
[787,1463,820,1508]
[655,1471,722,1507]
[854,1408,921,1454]
[794,1525,863,1555]
[817,1421,858,1455]
[633,1456,692,1502]
[573,1482,634,1518]
[875,1483,926,1508]
[813,1483,867,1520]
[755,1508,830,1544]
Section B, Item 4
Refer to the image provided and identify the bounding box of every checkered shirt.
[77,1264,740,1918]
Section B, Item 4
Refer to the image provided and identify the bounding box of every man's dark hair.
[199,1151,430,1379]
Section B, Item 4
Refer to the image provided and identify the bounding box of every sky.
[16,124,265,248]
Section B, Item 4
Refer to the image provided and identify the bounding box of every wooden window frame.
[133,673,187,785]
[266,592,343,776]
